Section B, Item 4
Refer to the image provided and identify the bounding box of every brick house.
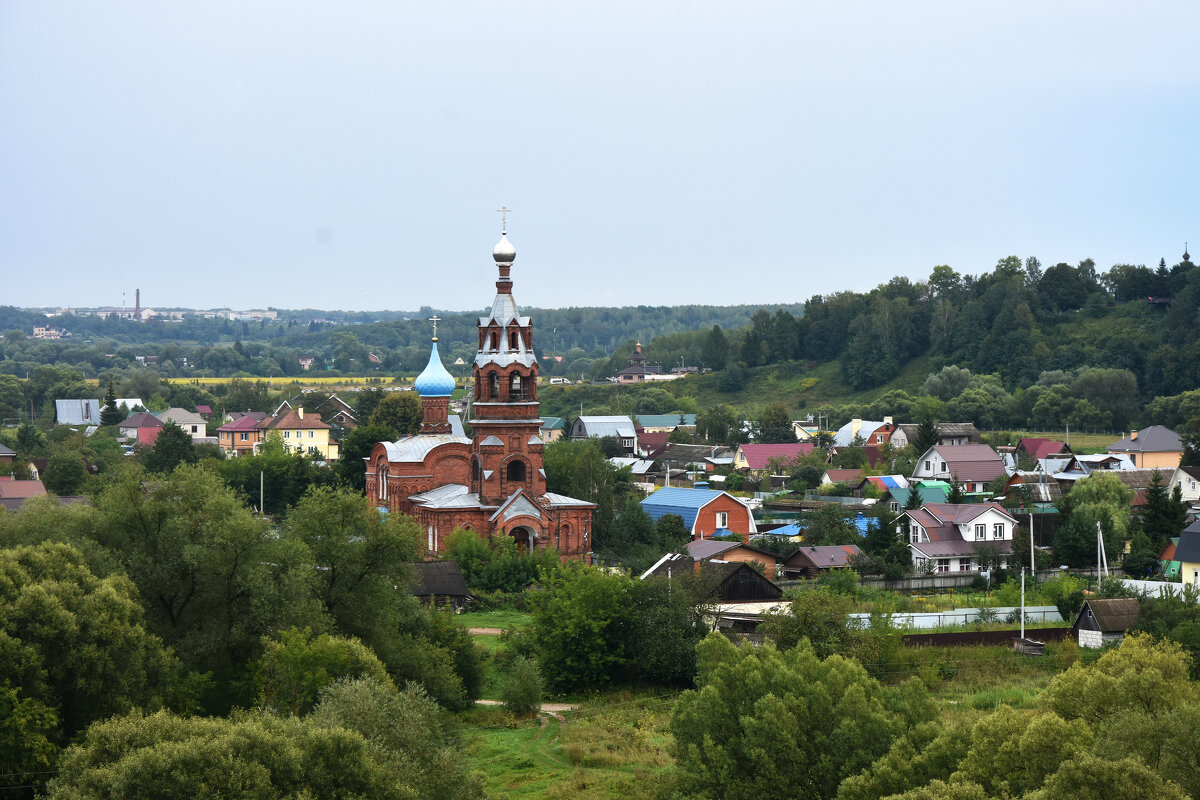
[365,227,594,558]
[640,487,758,542]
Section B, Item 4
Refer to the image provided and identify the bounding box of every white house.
[911,444,1007,494]
[157,407,209,441]
[1168,466,1200,508]
[569,415,638,453]
[899,502,1016,573]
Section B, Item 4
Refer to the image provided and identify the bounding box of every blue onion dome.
[414,340,455,397]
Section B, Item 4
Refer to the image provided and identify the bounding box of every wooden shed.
[411,560,474,610]
[1072,597,1139,648]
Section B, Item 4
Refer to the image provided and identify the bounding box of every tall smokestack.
[135,289,141,321]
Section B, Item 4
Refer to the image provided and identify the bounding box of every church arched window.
[506,460,526,483]
[510,374,522,399]
[471,457,481,484]
[488,372,499,399]
[489,331,498,350]
[509,330,519,350]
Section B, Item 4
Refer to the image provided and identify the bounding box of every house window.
[284,431,290,438]
[993,523,1004,540]
[940,461,947,472]
[910,524,920,543]
[239,432,248,441]
[876,434,884,443]
[937,558,950,573]
[309,430,314,438]
[924,460,931,471]
[889,501,899,512]
[715,512,729,529]
[959,560,972,572]
[975,524,985,540]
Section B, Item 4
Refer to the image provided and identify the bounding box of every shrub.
[501,656,543,717]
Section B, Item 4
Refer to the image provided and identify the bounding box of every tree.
[529,563,633,692]
[47,709,420,800]
[1024,752,1188,800]
[912,415,940,456]
[252,627,393,716]
[836,722,969,800]
[311,678,484,800]
[702,324,730,370]
[141,422,198,473]
[92,466,320,699]
[947,476,964,504]
[1142,470,1188,548]
[1039,633,1197,725]
[951,706,1093,798]
[500,656,543,717]
[99,381,125,426]
[670,633,931,800]
[905,483,923,510]
[543,439,634,547]
[697,403,741,445]
[41,449,88,495]
[755,404,794,443]
[0,543,176,741]
[370,391,422,436]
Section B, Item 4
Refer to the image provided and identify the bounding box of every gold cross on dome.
[429,314,440,338]
[497,205,511,230]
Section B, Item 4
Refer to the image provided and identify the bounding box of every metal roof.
[633,414,697,428]
[574,416,637,439]
[380,434,471,464]
[1175,530,1200,563]
[55,399,103,425]
[640,487,754,534]
[1108,425,1183,453]
[910,540,1013,557]
[1074,598,1140,633]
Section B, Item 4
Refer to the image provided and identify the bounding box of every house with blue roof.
[640,487,758,542]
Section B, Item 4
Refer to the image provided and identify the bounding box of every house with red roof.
[899,502,1016,573]
[118,412,164,448]
[821,468,864,486]
[733,443,817,474]
[217,415,267,456]
[1017,437,1072,461]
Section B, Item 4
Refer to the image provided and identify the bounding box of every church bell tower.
[469,211,546,504]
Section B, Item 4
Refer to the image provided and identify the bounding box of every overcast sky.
[2,2,1197,312]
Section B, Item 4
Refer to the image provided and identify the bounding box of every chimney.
[883,416,893,425]
[298,408,304,419]
[1130,429,1137,440]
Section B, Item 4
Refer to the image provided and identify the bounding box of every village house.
[617,342,662,382]
[1107,425,1184,470]
[634,413,697,433]
[216,415,265,456]
[733,442,818,475]
[832,418,897,447]
[640,553,783,602]
[782,544,865,579]
[538,416,568,442]
[640,487,758,542]
[1168,465,1200,509]
[118,412,164,447]
[900,502,1016,573]
[1178,525,1200,587]
[570,415,638,453]
[890,422,982,449]
[262,408,339,460]
[685,538,780,576]
[1073,598,1140,649]
[157,407,209,442]
[911,444,1007,494]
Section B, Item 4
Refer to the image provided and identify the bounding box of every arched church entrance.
[510,525,536,554]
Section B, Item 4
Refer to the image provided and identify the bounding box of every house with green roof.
[886,481,950,513]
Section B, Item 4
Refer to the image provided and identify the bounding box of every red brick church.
[365,224,594,558]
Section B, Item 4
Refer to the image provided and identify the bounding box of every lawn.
[460,694,677,800]
[458,609,534,631]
